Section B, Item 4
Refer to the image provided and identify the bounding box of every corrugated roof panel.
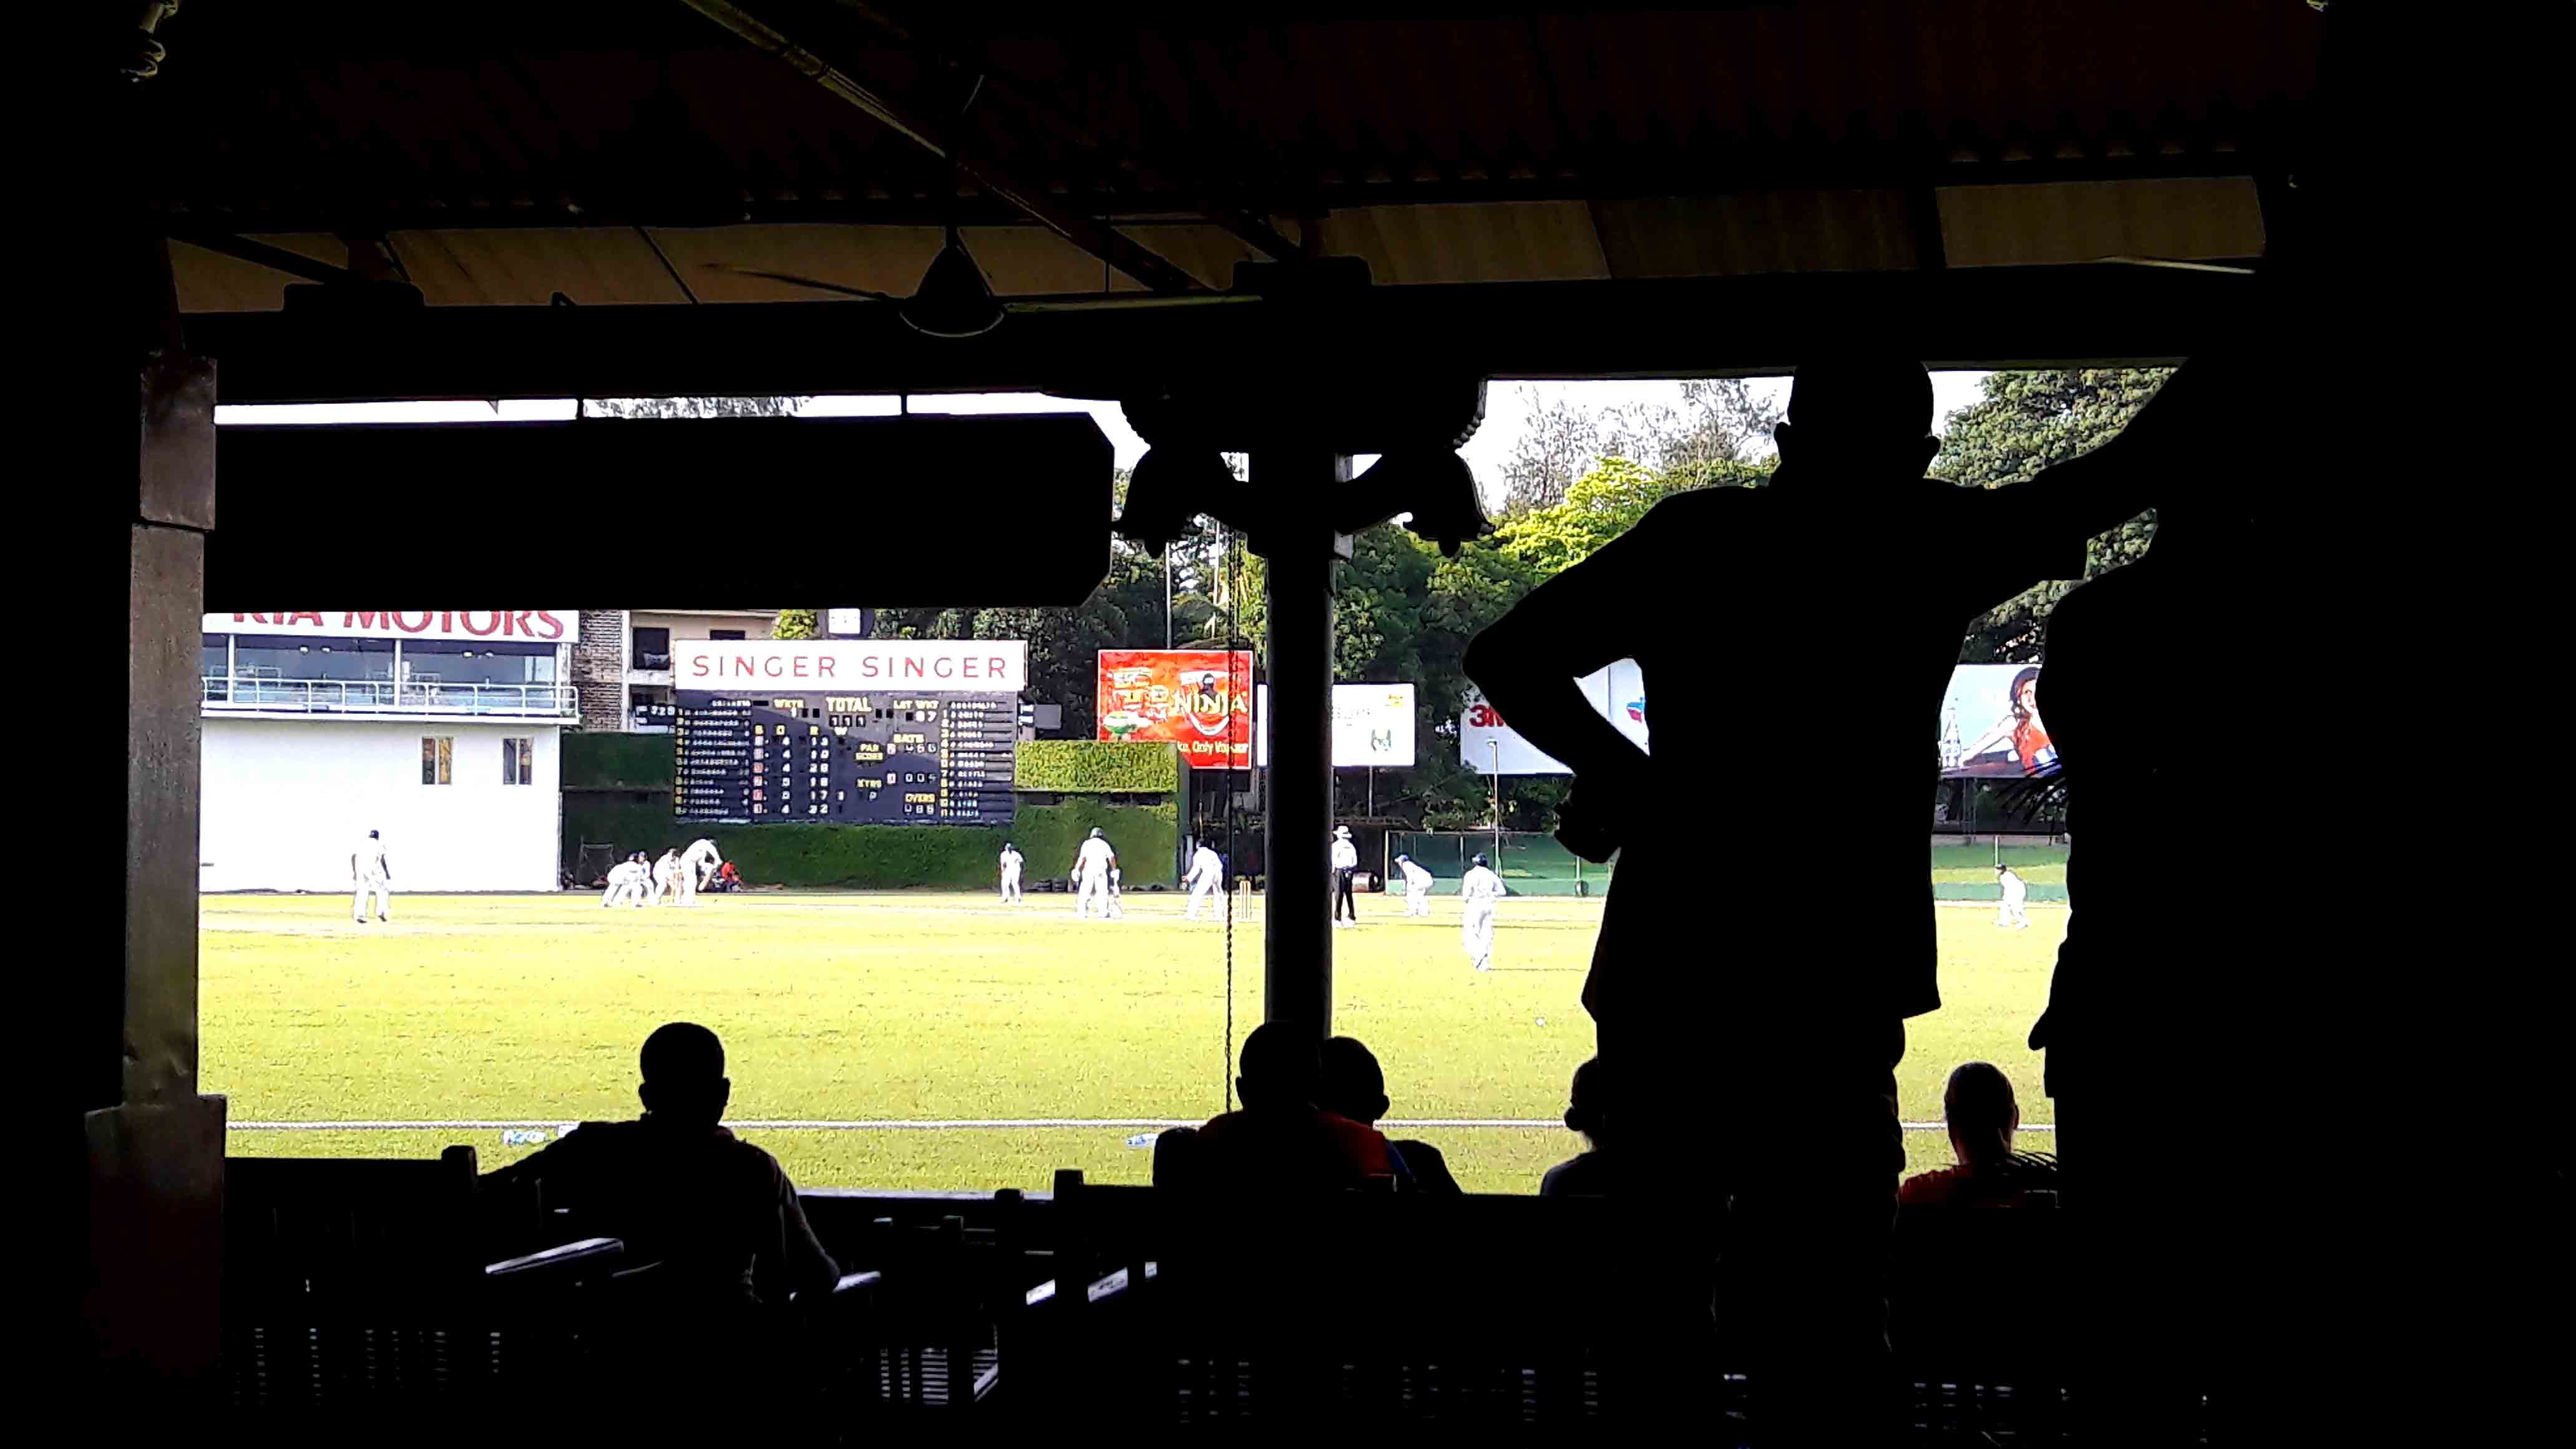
[1593,192,1920,278]
[1938,178,2266,268]
[1323,203,1609,285]
[392,229,691,306]
[170,236,349,313]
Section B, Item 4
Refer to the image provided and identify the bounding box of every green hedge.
[563,731,676,789]
[560,797,1178,889]
[1014,739,1179,793]
[573,734,1179,794]
[1010,801,1178,888]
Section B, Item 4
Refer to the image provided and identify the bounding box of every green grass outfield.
[207,889,2065,1196]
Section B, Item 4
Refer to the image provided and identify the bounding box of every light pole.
[1489,739,1502,870]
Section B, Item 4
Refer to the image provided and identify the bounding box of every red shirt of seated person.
[1184,1022,1408,1191]
[1900,1061,2058,1209]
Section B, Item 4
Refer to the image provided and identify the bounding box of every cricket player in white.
[1183,842,1224,919]
[649,849,682,906]
[601,854,650,909]
[1330,826,1361,928]
[1459,852,1503,970]
[1107,866,1125,919]
[1073,828,1118,920]
[1995,863,2031,929]
[678,837,722,904]
[998,842,1025,903]
[1395,852,1435,917]
[351,829,392,924]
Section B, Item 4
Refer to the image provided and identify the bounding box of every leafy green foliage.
[557,799,1178,888]
[811,373,2174,835]
[562,731,676,789]
[771,608,819,640]
[1934,369,2172,661]
[1014,741,1181,794]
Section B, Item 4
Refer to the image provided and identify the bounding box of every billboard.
[675,639,1026,692]
[1096,649,1254,769]
[202,610,578,643]
[1461,661,1647,774]
[1255,683,1418,768]
[1939,663,2059,779]
[1459,659,2061,779]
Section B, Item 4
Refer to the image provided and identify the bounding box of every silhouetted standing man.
[1467,357,2148,1438]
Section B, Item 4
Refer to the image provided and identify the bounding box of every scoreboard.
[673,690,1018,825]
[669,640,1028,827]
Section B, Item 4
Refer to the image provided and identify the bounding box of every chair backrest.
[1049,1171,1618,1354]
[225,1145,482,1316]
[1888,1204,2070,1379]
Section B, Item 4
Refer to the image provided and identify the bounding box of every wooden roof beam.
[826,1,1304,263]
[678,0,1206,294]
[166,227,351,286]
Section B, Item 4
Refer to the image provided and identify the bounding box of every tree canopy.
[832,371,2170,832]
[1932,368,2170,661]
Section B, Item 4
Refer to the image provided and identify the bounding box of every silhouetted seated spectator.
[1170,1022,1410,1193]
[1541,1056,1619,1197]
[1899,1061,2058,1209]
[1320,1035,1461,1194]
[482,1022,839,1307]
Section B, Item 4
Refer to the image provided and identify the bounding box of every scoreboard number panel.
[673,690,1018,826]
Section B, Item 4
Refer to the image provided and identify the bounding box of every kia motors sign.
[676,639,1027,691]
[202,610,580,643]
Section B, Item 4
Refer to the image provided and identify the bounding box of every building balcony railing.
[203,677,578,718]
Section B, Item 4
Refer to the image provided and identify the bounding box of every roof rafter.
[677,0,1206,293]
[829,2,1304,263]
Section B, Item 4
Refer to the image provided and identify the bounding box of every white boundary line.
[228,1118,2051,1133]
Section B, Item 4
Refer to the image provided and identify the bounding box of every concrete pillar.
[1252,451,1354,1035]
[85,354,228,1401]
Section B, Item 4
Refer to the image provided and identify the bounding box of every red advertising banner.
[1096,649,1254,769]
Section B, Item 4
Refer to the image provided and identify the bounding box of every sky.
[214,373,1996,501]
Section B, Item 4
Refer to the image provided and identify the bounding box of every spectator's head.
[638,1022,731,1126]
[1943,1061,2020,1167]
[1778,355,1939,480]
[1564,1056,1612,1149]
[1318,1037,1390,1126]
[1236,1022,1320,1113]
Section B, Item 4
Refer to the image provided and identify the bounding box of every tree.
[1497,455,1765,577]
[1599,377,1782,480]
[1496,379,1780,515]
[1933,369,2174,661]
[771,608,818,640]
[1496,395,1601,514]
